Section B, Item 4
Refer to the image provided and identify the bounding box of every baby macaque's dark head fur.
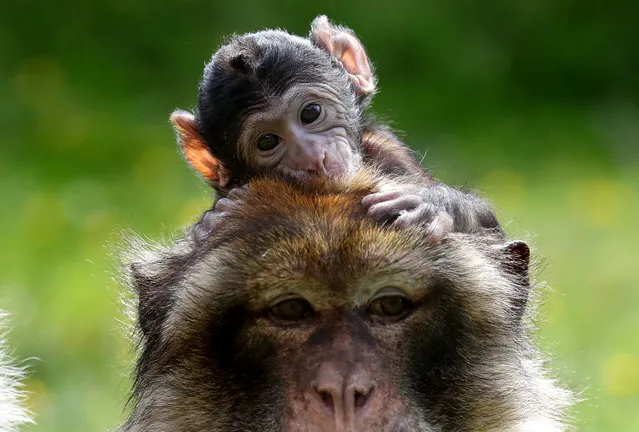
[197,18,371,177]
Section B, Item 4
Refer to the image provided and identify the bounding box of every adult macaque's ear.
[170,110,229,189]
[310,15,376,95]
[498,240,531,321]
[502,241,530,280]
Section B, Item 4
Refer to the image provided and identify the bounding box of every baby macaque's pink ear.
[310,15,376,95]
[170,110,230,189]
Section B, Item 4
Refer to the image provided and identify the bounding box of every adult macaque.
[120,169,571,431]
[171,16,499,241]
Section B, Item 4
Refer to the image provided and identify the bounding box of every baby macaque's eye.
[300,103,321,124]
[257,134,281,151]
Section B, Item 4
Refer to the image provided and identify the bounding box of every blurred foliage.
[0,0,638,430]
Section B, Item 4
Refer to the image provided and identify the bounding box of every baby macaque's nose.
[305,149,328,175]
[290,142,328,175]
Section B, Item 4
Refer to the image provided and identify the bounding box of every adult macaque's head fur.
[121,169,571,431]
[171,16,377,191]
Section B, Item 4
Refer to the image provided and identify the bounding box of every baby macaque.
[170,16,500,241]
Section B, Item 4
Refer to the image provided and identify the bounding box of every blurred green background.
[1,0,638,430]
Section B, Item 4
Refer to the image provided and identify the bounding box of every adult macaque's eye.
[269,298,313,322]
[257,134,281,151]
[300,103,322,124]
[368,292,413,319]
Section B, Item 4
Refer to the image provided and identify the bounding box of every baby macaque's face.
[237,84,362,181]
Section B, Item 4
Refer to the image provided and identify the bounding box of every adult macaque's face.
[237,84,362,180]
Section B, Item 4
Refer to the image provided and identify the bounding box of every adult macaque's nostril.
[318,389,334,411]
[312,383,339,414]
[352,385,374,409]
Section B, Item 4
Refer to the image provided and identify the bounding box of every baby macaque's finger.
[194,186,251,243]
[393,203,437,229]
[226,185,249,200]
[216,185,249,211]
[193,209,225,243]
[213,197,234,212]
[425,211,454,243]
[193,223,209,243]
[193,221,216,243]
[367,195,423,222]
[393,205,453,243]
[361,190,402,207]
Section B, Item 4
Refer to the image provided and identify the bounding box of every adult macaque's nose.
[310,362,377,427]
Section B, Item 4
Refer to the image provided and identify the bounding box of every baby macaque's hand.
[193,186,249,243]
[362,189,454,243]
